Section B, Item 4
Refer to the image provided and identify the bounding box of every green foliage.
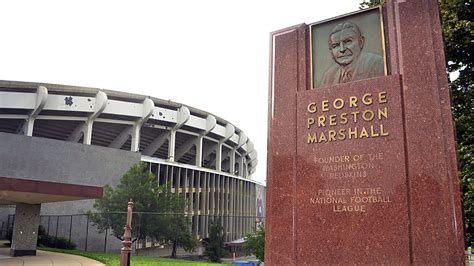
[89,162,197,257]
[203,218,227,263]
[21,225,78,249]
[244,227,265,262]
[439,0,474,245]
[89,162,161,240]
[359,0,384,9]
[360,0,474,245]
[39,235,76,250]
[158,188,197,258]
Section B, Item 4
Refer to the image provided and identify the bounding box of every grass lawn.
[40,247,223,266]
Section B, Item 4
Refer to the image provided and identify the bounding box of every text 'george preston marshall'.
[306,91,389,144]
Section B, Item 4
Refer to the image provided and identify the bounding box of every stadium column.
[216,174,220,217]
[243,181,247,237]
[195,115,216,167]
[190,170,195,213]
[243,181,247,236]
[196,171,202,238]
[23,86,47,136]
[195,136,204,166]
[229,150,236,174]
[239,157,244,178]
[252,184,256,225]
[200,172,208,237]
[250,184,254,230]
[236,179,240,239]
[239,140,253,178]
[205,172,211,237]
[83,91,108,144]
[177,168,181,194]
[221,175,225,219]
[239,180,243,238]
[229,177,235,240]
[238,180,244,238]
[230,133,248,175]
[245,181,249,233]
[210,173,215,219]
[216,124,235,171]
[131,98,154,151]
[248,150,257,178]
[184,169,189,211]
[249,155,257,179]
[218,175,222,231]
[190,170,196,236]
[250,183,254,230]
[234,177,239,240]
[225,176,230,241]
[168,106,190,162]
[242,181,248,236]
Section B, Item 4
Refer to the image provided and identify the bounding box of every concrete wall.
[0,206,15,239]
[0,133,141,250]
[0,132,140,186]
[0,132,141,215]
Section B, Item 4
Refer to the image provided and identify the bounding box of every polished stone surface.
[266,23,307,266]
[296,75,409,264]
[266,0,464,264]
[386,0,464,264]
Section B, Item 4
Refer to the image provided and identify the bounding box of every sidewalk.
[0,242,104,266]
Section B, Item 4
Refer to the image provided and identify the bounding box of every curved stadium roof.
[0,80,258,178]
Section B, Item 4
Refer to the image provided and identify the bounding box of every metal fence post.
[68,215,73,242]
[47,216,51,235]
[85,216,89,251]
[104,227,108,253]
[55,216,59,238]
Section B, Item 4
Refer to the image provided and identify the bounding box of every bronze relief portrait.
[311,8,387,88]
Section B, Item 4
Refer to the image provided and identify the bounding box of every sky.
[0,0,362,184]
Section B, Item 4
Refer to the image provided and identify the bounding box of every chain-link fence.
[4,212,265,254]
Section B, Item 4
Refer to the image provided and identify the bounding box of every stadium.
[0,80,265,256]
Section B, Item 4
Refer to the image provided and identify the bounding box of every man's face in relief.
[329,28,364,67]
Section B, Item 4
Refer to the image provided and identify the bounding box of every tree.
[244,226,265,262]
[158,185,197,258]
[359,0,384,9]
[360,0,474,246]
[203,218,227,262]
[439,0,474,245]
[89,162,197,257]
[89,162,162,242]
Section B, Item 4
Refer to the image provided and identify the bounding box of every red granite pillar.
[386,0,465,264]
[267,1,464,264]
[265,24,307,265]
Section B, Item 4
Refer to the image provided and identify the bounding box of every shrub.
[203,219,227,262]
[6,225,74,250]
[244,227,265,262]
[39,235,76,250]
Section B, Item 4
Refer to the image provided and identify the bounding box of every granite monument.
[266,1,465,264]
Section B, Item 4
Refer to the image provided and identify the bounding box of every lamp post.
[120,199,133,266]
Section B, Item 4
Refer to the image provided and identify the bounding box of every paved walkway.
[0,244,104,266]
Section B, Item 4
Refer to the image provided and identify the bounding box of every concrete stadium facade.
[0,80,265,255]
